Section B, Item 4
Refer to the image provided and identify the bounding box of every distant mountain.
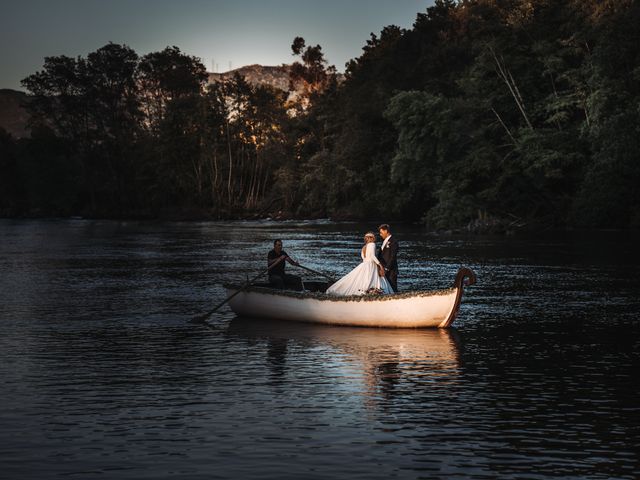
[0,89,30,138]
[0,64,330,138]
[207,64,292,92]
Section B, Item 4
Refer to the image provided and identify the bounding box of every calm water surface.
[1,219,638,479]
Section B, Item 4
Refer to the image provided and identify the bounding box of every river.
[1,219,638,479]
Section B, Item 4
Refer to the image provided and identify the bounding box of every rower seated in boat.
[267,239,303,291]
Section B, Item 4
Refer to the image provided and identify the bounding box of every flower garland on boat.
[222,285,457,302]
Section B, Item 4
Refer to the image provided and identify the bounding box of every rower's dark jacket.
[267,249,288,276]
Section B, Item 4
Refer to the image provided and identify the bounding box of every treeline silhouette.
[1,0,638,230]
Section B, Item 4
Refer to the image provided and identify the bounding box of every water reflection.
[227,317,461,407]
[1,220,639,479]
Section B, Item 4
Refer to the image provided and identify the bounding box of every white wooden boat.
[225,267,476,328]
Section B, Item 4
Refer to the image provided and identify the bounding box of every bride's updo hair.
[364,231,376,242]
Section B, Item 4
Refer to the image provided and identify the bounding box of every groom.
[377,224,399,292]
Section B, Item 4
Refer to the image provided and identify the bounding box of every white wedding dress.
[326,242,393,296]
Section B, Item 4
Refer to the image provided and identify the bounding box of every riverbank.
[3,208,636,237]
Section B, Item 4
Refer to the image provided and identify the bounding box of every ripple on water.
[0,220,638,479]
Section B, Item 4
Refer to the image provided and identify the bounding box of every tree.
[288,36,337,113]
[21,43,141,214]
[0,129,24,214]
[138,46,208,131]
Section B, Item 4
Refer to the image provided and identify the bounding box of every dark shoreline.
[2,211,637,236]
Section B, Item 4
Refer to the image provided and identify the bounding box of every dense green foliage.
[2,0,639,229]
[299,0,640,229]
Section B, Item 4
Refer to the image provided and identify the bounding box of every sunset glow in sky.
[0,0,434,90]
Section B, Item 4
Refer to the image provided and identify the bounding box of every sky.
[0,0,434,91]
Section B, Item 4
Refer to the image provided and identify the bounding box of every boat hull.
[225,267,476,328]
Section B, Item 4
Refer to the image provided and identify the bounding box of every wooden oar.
[189,256,285,324]
[294,263,336,283]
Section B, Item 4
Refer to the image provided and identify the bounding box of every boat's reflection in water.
[226,316,462,409]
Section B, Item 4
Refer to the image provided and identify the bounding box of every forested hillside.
[1,0,638,229]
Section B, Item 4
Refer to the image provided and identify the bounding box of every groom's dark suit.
[378,236,399,292]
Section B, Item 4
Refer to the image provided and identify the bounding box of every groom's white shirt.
[382,234,392,250]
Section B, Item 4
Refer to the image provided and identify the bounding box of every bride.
[326,232,394,296]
